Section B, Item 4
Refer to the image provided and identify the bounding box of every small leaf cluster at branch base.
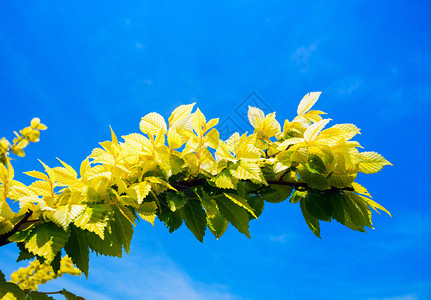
[0,118,47,164]
[0,92,392,290]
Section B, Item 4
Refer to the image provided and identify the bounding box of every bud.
[0,137,10,152]
[28,130,40,142]
[31,117,41,128]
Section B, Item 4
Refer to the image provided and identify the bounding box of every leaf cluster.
[0,92,392,295]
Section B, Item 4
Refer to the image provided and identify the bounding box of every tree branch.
[0,210,33,247]
[171,176,354,194]
[172,178,206,191]
[266,180,354,192]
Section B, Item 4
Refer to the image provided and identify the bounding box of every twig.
[0,210,33,247]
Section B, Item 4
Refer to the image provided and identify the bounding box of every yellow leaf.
[205,118,219,131]
[192,108,206,135]
[167,129,184,149]
[214,172,236,189]
[140,112,167,136]
[4,157,14,180]
[215,140,235,161]
[301,110,326,123]
[154,128,166,147]
[205,128,220,149]
[109,125,118,145]
[89,147,105,159]
[168,103,195,127]
[0,163,8,183]
[297,92,322,116]
[52,167,79,186]
[38,160,56,182]
[261,112,281,138]
[0,200,15,219]
[359,152,392,174]
[276,138,304,151]
[332,123,361,140]
[289,145,308,164]
[122,133,152,154]
[30,180,52,197]
[236,144,261,160]
[360,195,391,217]
[38,123,48,130]
[231,161,265,184]
[56,158,78,178]
[248,106,264,129]
[80,158,91,179]
[92,153,115,166]
[351,182,371,198]
[226,132,240,152]
[22,171,48,182]
[304,118,331,143]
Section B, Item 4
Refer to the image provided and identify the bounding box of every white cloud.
[368,294,418,300]
[140,79,153,85]
[328,77,362,95]
[40,252,246,300]
[269,233,289,243]
[291,43,318,73]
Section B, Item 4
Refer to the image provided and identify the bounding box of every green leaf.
[51,250,62,275]
[224,193,257,219]
[306,154,326,174]
[136,201,158,226]
[289,190,306,204]
[159,210,183,233]
[182,200,206,242]
[297,168,330,190]
[27,291,55,300]
[16,243,36,262]
[0,282,26,300]
[8,226,33,243]
[61,289,82,300]
[200,196,219,217]
[65,225,89,277]
[169,156,185,176]
[330,192,369,232]
[87,229,122,258]
[85,187,100,203]
[260,185,293,203]
[0,270,5,282]
[112,206,134,254]
[305,191,332,222]
[73,205,111,239]
[24,223,70,263]
[247,196,264,219]
[116,205,136,225]
[328,173,356,188]
[214,170,235,189]
[344,193,373,229]
[216,196,251,238]
[166,192,187,212]
[207,212,229,239]
[300,199,320,238]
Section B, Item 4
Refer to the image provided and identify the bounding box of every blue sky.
[1,1,430,299]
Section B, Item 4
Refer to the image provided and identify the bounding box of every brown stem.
[266,180,354,191]
[0,210,33,247]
